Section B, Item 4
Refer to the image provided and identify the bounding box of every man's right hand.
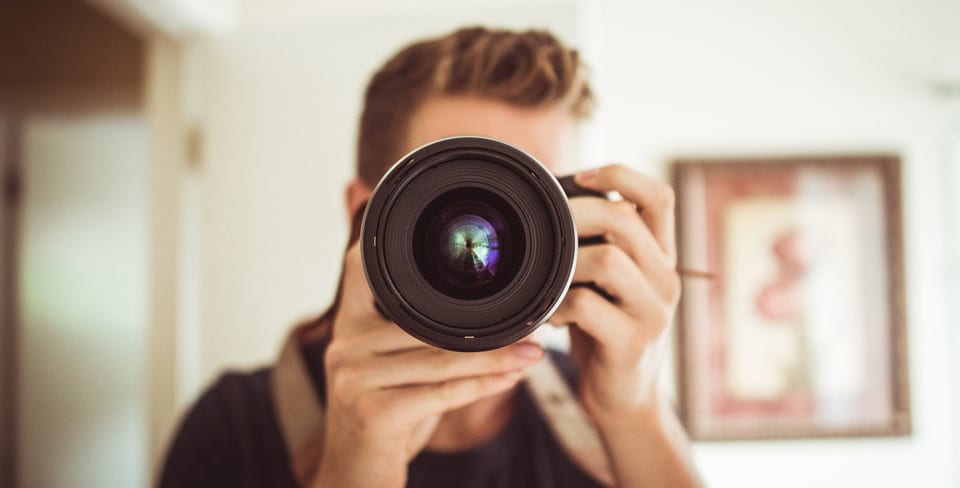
[312,242,545,488]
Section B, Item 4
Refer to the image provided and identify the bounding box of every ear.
[344,178,373,221]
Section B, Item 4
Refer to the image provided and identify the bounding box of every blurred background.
[1,0,958,486]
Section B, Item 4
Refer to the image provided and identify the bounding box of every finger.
[575,164,677,265]
[357,341,544,390]
[334,324,429,357]
[380,370,525,421]
[573,244,664,317]
[338,320,545,358]
[334,242,386,336]
[570,197,676,294]
[340,242,375,313]
[551,288,670,365]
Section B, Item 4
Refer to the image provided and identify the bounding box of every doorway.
[0,1,149,486]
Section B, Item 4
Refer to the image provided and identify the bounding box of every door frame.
[1,114,21,488]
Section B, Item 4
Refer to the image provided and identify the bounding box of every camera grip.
[556,174,605,199]
[556,174,614,301]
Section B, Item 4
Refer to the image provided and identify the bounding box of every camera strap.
[271,322,615,487]
[523,349,615,486]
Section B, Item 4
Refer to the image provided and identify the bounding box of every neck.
[425,386,518,452]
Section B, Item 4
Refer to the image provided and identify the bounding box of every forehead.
[403,95,579,174]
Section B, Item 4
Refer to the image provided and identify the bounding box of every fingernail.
[514,342,544,360]
[575,168,597,183]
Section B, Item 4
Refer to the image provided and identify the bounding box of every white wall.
[947,103,960,488]
[177,0,960,486]
[587,1,959,487]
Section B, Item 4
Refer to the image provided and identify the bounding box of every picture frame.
[671,155,910,440]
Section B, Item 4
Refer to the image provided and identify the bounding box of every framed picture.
[671,155,910,440]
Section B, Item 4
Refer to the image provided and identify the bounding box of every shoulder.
[159,367,295,487]
[178,368,276,446]
[198,368,274,420]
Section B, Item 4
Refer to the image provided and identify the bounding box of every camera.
[360,136,602,352]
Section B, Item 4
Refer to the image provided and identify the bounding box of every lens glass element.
[440,214,501,280]
[413,187,524,300]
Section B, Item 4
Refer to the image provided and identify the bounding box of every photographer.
[160,26,701,488]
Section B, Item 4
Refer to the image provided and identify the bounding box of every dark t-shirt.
[159,339,604,488]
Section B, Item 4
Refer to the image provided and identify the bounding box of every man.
[160,26,701,488]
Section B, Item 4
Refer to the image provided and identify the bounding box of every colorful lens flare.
[440,214,501,276]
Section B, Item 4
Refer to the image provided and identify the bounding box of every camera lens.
[413,188,524,300]
[361,137,577,351]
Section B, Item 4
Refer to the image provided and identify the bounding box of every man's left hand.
[549,163,681,424]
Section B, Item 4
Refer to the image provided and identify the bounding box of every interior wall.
[947,104,960,487]
[588,1,959,487]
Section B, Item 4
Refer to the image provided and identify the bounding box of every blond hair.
[356,26,594,187]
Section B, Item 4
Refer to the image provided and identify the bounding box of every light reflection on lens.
[414,187,521,300]
[441,214,500,276]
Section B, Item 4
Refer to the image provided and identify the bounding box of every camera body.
[360,136,601,351]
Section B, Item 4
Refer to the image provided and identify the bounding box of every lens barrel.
[360,136,577,351]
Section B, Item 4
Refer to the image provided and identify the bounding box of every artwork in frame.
[671,155,910,440]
